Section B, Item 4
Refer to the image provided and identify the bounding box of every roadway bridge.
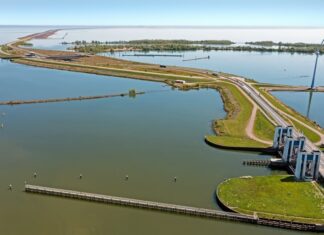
[227,77,323,181]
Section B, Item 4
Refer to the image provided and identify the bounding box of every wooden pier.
[0,91,144,106]
[243,159,271,166]
[123,54,183,57]
[183,56,210,62]
[243,158,287,168]
[25,184,255,222]
[25,184,322,232]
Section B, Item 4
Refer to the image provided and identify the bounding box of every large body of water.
[0,26,323,234]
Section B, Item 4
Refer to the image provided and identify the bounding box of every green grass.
[207,82,271,149]
[255,86,323,142]
[205,135,268,148]
[15,58,210,83]
[253,110,275,141]
[214,82,253,137]
[291,119,321,143]
[217,175,324,224]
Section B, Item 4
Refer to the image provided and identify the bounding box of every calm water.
[105,50,324,87]
[26,27,324,86]
[53,27,324,43]
[0,59,296,235]
[0,26,60,44]
[0,27,322,234]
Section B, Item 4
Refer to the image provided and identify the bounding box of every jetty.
[24,184,322,232]
[243,158,287,168]
[0,91,144,106]
[183,56,210,62]
[123,54,183,57]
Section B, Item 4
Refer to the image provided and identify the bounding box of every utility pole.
[310,39,324,90]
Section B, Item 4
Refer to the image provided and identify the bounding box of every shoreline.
[1,28,324,231]
[216,176,324,225]
[2,29,324,150]
[204,136,275,153]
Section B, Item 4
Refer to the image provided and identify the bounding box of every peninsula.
[1,29,324,228]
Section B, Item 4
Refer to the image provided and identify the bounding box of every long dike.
[0,91,144,106]
[25,184,322,232]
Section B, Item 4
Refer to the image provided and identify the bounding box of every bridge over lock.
[228,77,323,181]
[273,126,322,181]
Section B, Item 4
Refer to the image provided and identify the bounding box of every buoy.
[34,172,37,178]
[8,184,12,190]
[125,175,129,180]
[79,174,83,179]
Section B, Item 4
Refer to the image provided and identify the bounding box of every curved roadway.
[226,76,323,178]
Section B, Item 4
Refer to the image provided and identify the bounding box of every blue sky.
[1,0,324,26]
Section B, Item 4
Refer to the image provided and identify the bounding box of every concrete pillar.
[298,136,306,152]
[283,138,293,162]
[282,136,305,163]
[295,151,306,180]
[295,151,321,181]
[287,126,293,138]
[273,126,282,149]
[313,151,321,180]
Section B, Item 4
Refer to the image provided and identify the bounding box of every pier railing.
[25,184,321,232]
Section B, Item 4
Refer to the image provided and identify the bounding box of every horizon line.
[1,25,324,29]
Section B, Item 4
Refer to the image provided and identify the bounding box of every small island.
[68,39,324,54]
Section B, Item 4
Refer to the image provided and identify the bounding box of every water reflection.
[306,91,314,118]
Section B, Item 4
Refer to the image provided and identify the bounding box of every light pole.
[310,39,324,90]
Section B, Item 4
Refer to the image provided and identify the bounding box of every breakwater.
[0,91,145,106]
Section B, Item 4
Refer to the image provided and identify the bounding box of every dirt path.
[216,77,274,145]
[245,105,273,145]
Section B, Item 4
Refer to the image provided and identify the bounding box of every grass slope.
[255,85,322,142]
[206,82,270,148]
[217,175,324,224]
[253,110,275,141]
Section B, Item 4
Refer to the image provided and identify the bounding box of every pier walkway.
[25,184,321,232]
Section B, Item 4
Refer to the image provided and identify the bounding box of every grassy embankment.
[217,175,324,224]
[205,82,273,149]
[253,110,275,141]
[0,45,24,59]
[7,45,275,149]
[14,57,273,149]
[13,57,210,83]
[254,84,323,143]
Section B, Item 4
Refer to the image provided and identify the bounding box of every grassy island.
[70,39,324,54]
[217,175,324,224]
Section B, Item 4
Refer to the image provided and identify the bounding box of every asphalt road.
[228,77,324,178]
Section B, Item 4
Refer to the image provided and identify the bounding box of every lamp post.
[310,39,324,90]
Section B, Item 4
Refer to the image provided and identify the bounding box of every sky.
[1,0,324,27]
